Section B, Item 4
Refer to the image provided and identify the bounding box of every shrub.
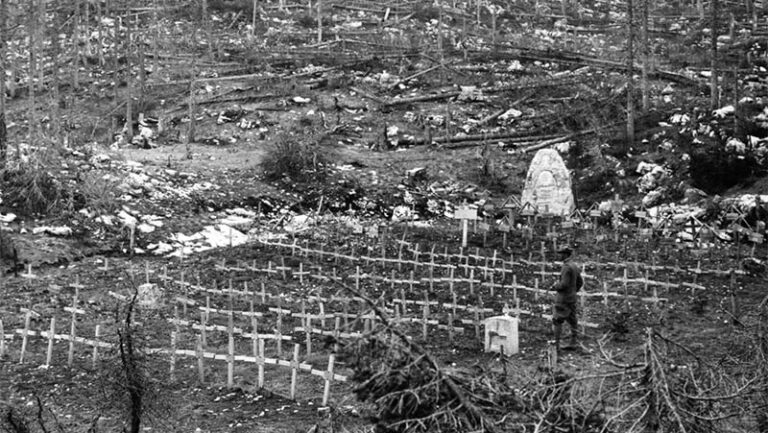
[689,146,765,194]
[1,160,66,216]
[260,136,328,183]
[77,172,122,215]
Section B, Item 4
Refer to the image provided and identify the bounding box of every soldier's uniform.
[551,247,583,351]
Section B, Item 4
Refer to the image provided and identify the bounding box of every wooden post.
[196,335,205,383]
[257,339,265,389]
[251,316,260,360]
[66,293,84,367]
[305,314,312,356]
[319,302,326,329]
[422,294,429,340]
[333,317,341,353]
[92,324,101,369]
[45,317,56,367]
[18,310,32,363]
[290,344,300,400]
[227,313,235,388]
[322,354,335,406]
[0,320,5,358]
[469,269,475,295]
[200,310,207,348]
[170,330,177,381]
[276,296,284,357]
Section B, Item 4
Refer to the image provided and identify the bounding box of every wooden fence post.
[290,344,300,400]
[196,335,205,383]
[92,324,101,369]
[227,313,235,388]
[322,354,335,406]
[45,317,56,367]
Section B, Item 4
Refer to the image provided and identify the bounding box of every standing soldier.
[551,246,583,352]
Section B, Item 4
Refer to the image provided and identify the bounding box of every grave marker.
[483,315,519,355]
[455,205,478,248]
[520,149,575,216]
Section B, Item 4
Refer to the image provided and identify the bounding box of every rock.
[118,210,138,227]
[391,205,414,222]
[725,137,746,153]
[669,113,689,125]
[637,163,669,193]
[713,105,735,118]
[148,242,174,255]
[684,188,707,204]
[220,214,255,230]
[642,188,666,207]
[137,223,156,234]
[284,215,313,233]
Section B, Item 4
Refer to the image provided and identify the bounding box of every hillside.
[1,1,768,432]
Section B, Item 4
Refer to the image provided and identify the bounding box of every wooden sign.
[454,206,478,221]
[497,223,511,233]
[561,220,574,229]
[569,209,584,223]
[478,222,491,232]
[589,209,602,217]
[519,202,535,217]
[639,228,654,239]
[455,206,478,248]
[503,196,521,209]
[634,210,648,219]
[749,232,764,244]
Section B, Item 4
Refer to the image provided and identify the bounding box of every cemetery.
[0,0,767,432]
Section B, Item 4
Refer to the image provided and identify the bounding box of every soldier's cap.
[557,246,573,255]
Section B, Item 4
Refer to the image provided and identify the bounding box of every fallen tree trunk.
[383,90,462,107]
[474,46,703,88]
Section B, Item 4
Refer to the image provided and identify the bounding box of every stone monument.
[520,148,575,216]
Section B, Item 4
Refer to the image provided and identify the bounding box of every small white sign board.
[454,207,478,220]
[483,315,519,355]
[454,206,478,248]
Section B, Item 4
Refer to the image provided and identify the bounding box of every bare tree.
[710,0,720,110]
[626,0,635,148]
[28,0,37,140]
[641,0,650,113]
[0,0,7,166]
